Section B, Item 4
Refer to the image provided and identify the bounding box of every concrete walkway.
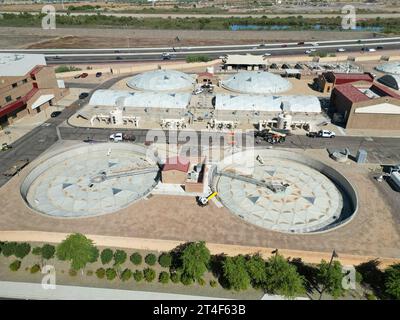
[0,281,226,300]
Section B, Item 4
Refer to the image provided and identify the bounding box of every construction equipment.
[255,129,286,144]
[197,191,218,207]
[89,167,159,184]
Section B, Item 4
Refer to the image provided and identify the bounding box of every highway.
[2,37,400,64]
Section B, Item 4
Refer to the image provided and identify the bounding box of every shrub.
[96,268,106,279]
[144,268,156,282]
[181,274,194,286]
[106,268,117,280]
[130,252,142,265]
[2,242,17,257]
[210,279,218,288]
[9,260,21,271]
[384,263,400,299]
[32,247,42,256]
[41,244,55,260]
[86,270,94,276]
[145,253,157,266]
[317,259,344,299]
[159,271,170,284]
[100,249,114,265]
[186,55,211,63]
[366,292,377,300]
[133,270,144,282]
[158,253,172,268]
[30,264,41,274]
[113,250,127,266]
[170,272,181,283]
[14,243,31,259]
[198,278,206,286]
[179,241,210,282]
[55,66,82,73]
[120,269,132,282]
[222,255,251,291]
[69,269,77,277]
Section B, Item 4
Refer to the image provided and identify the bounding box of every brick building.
[0,53,68,130]
[314,72,374,94]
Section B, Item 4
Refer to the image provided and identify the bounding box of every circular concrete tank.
[21,143,160,218]
[212,149,357,234]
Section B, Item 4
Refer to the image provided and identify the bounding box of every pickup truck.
[109,133,136,142]
[307,130,336,138]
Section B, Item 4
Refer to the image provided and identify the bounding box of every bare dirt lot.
[0,27,377,49]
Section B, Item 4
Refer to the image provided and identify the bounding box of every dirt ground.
[0,27,377,49]
[0,146,399,261]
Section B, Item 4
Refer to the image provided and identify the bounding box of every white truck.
[109,133,136,142]
[389,166,400,191]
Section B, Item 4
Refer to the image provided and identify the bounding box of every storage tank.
[277,113,292,130]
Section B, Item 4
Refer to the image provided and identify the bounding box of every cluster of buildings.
[0,54,67,130]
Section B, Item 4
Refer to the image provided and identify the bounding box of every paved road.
[2,37,399,64]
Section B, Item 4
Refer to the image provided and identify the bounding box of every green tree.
[317,259,344,299]
[30,264,41,274]
[222,255,251,291]
[41,244,55,260]
[2,242,17,257]
[9,260,21,271]
[145,253,157,266]
[245,254,267,288]
[14,243,31,259]
[120,269,132,282]
[179,241,210,281]
[159,271,170,284]
[144,268,156,282]
[130,252,142,265]
[113,250,127,266]
[384,263,400,299]
[56,233,99,270]
[158,253,172,268]
[133,270,144,282]
[264,254,305,298]
[32,247,42,256]
[100,249,113,265]
[106,268,117,280]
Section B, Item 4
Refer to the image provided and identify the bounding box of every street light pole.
[319,249,338,300]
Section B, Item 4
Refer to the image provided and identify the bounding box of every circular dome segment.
[21,143,160,218]
[127,69,196,91]
[221,71,292,94]
[376,62,400,75]
[213,150,357,234]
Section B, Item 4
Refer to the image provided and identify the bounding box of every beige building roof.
[224,54,266,66]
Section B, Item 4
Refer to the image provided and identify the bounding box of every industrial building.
[220,71,292,94]
[222,54,267,71]
[330,82,400,130]
[0,53,67,130]
[314,72,374,94]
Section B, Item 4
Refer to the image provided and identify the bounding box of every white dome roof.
[376,62,400,75]
[221,71,292,94]
[126,69,195,91]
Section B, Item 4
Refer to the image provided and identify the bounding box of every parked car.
[307,130,336,138]
[1,143,12,152]
[95,72,102,77]
[50,111,62,118]
[79,92,89,99]
[80,73,88,78]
